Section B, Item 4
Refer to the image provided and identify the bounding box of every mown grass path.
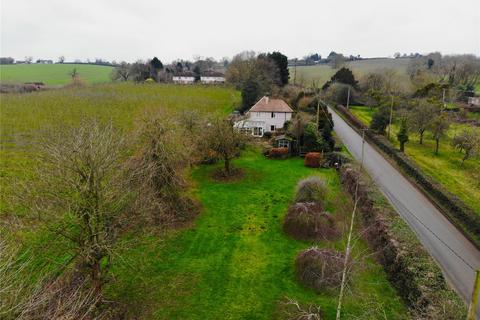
[109,151,406,319]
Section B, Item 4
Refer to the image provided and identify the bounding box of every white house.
[172,71,196,84]
[200,70,225,84]
[234,96,294,137]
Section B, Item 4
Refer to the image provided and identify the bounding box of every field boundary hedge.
[339,164,466,318]
[333,104,480,248]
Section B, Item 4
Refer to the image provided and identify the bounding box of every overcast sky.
[1,0,479,63]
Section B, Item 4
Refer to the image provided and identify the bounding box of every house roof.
[249,96,293,113]
[201,70,225,77]
[274,134,292,141]
[173,71,196,77]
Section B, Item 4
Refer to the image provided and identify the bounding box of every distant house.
[172,71,195,84]
[36,59,53,64]
[234,96,294,137]
[200,70,225,84]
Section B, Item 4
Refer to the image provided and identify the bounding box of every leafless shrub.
[283,203,339,241]
[17,271,103,320]
[20,119,133,297]
[295,247,350,292]
[0,240,36,318]
[129,111,198,226]
[294,176,328,204]
[282,298,323,320]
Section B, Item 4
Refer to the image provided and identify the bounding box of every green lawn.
[290,58,412,88]
[349,106,480,215]
[0,63,114,85]
[106,150,407,319]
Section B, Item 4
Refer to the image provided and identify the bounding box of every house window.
[257,112,261,117]
[271,112,275,118]
[253,127,263,136]
[278,140,289,148]
[270,125,275,131]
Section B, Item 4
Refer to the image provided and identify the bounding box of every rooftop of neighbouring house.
[201,70,225,77]
[249,96,293,113]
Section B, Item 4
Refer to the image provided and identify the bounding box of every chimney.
[265,96,269,104]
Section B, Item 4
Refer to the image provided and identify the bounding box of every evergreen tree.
[150,57,163,70]
[397,119,409,152]
[322,67,358,90]
[240,79,260,113]
[370,106,390,134]
[267,51,289,86]
[193,65,201,82]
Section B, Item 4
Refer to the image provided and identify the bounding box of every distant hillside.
[290,58,412,88]
[0,63,114,85]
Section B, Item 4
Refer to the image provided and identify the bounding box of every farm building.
[200,70,225,83]
[172,71,196,84]
[234,96,293,137]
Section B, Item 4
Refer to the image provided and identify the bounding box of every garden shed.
[274,134,292,150]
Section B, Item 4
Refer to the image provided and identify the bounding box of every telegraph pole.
[336,129,366,320]
[442,88,446,110]
[467,270,480,320]
[293,58,297,86]
[346,86,351,109]
[316,98,320,131]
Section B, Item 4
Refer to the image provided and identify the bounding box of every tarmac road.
[329,107,480,317]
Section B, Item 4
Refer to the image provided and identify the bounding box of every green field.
[0,63,114,85]
[290,58,411,89]
[1,83,240,213]
[349,106,480,215]
[0,84,408,318]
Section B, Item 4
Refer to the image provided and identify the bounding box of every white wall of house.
[200,76,225,83]
[247,111,292,132]
[173,76,195,84]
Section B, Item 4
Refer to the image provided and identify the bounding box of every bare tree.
[23,120,132,296]
[452,127,480,165]
[129,112,192,224]
[111,62,130,81]
[408,99,439,144]
[69,68,79,80]
[429,113,450,154]
[57,56,65,64]
[202,118,246,176]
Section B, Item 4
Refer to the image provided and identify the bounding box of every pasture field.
[0,84,408,318]
[349,106,480,215]
[0,63,114,85]
[290,58,412,88]
[0,83,240,213]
